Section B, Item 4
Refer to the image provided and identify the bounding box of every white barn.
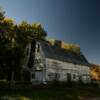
[22,40,90,84]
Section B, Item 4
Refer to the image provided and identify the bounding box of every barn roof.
[40,41,90,66]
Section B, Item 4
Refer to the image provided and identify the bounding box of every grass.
[0,84,100,100]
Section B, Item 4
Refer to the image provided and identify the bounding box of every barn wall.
[30,71,43,82]
[45,58,90,83]
[30,41,47,84]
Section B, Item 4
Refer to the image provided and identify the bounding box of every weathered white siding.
[45,58,90,83]
[76,65,90,83]
[30,42,46,84]
[31,71,43,81]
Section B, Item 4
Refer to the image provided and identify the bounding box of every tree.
[0,7,5,20]
[90,64,100,81]
[0,9,47,81]
[0,16,16,80]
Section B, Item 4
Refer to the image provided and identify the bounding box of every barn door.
[67,73,71,82]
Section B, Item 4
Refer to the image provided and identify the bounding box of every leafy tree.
[90,64,100,81]
[0,16,16,80]
[0,9,47,81]
[0,7,5,20]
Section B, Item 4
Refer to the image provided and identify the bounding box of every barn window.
[66,73,71,81]
[55,73,60,80]
[73,74,76,79]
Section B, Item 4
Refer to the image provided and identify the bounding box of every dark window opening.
[31,40,36,52]
[67,73,71,82]
[32,73,35,79]
[73,74,76,79]
[55,73,60,80]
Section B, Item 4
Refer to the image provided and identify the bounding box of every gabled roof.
[40,41,90,66]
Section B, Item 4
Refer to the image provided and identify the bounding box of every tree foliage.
[0,7,5,20]
[90,64,100,81]
[48,39,80,53]
[0,9,47,80]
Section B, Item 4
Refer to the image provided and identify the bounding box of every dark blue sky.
[0,0,100,64]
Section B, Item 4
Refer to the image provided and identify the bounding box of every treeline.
[48,39,80,54]
[0,8,47,80]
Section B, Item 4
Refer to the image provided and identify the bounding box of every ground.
[0,84,100,100]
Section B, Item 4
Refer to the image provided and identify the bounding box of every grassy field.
[0,84,100,100]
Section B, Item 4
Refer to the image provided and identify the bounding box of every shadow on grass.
[0,84,100,100]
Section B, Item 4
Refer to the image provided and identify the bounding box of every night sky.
[0,0,100,64]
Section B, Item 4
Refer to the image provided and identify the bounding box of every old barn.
[22,40,90,84]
